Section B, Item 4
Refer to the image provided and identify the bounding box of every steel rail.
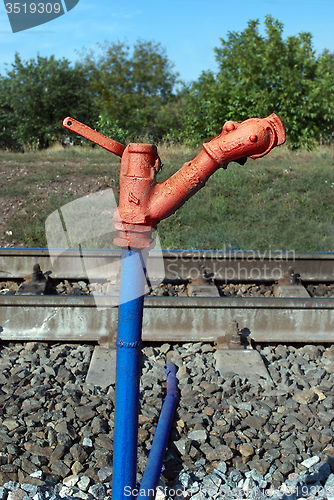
[0,295,333,343]
[0,249,333,281]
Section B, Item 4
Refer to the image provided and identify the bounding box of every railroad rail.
[0,248,333,281]
[0,294,332,343]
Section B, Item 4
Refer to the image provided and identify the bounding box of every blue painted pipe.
[138,354,179,499]
[112,248,147,499]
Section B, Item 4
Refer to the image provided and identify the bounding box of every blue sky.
[0,0,333,82]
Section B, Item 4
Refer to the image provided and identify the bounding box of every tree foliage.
[180,16,334,148]
[77,40,179,142]
[1,20,334,151]
[0,54,96,149]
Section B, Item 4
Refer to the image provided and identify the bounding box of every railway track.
[0,249,333,498]
[0,249,333,345]
[0,248,333,282]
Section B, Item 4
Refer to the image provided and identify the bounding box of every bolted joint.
[216,320,244,349]
[278,267,301,286]
[113,223,155,249]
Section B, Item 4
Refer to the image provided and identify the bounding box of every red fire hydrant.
[63,113,285,248]
[63,114,285,500]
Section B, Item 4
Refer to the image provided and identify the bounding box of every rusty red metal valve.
[63,113,285,248]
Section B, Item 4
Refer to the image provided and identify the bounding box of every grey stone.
[178,471,191,488]
[0,465,18,474]
[2,482,20,491]
[1,340,334,495]
[280,440,298,454]
[247,459,270,476]
[54,421,70,435]
[278,462,295,475]
[292,390,318,404]
[243,476,257,494]
[32,493,44,500]
[94,435,112,450]
[301,456,320,468]
[188,430,207,443]
[56,433,73,448]
[238,443,255,458]
[71,461,84,476]
[325,473,334,486]
[29,471,43,480]
[263,448,280,462]
[311,461,331,482]
[2,420,19,432]
[56,366,74,384]
[77,476,90,492]
[91,417,109,434]
[242,415,266,430]
[245,469,266,484]
[174,438,191,456]
[47,429,57,448]
[6,445,20,456]
[7,490,26,500]
[58,485,73,498]
[50,460,70,478]
[49,445,66,465]
[21,483,39,495]
[82,437,93,448]
[88,483,107,499]
[200,381,219,395]
[97,466,113,483]
[201,474,221,494]
[75,406,96,422]
[228,469,244,485]
[69,444,88,463]
[215,462,227,475]
[207,445,233,462]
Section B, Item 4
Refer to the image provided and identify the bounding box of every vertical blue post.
[112,248,146,499]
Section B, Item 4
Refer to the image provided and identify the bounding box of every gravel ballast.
[0,340,333,499]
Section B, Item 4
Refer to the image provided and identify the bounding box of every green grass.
[0,146,120,247]
[0,143,333,251]
[157,144,334,252]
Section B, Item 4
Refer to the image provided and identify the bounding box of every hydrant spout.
[146,113,285,225]
[147,149,218,224]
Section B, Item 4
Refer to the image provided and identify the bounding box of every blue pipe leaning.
[112,248,147,499]
[138,353,179,499]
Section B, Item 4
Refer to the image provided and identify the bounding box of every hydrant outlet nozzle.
[203,113,285,165]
